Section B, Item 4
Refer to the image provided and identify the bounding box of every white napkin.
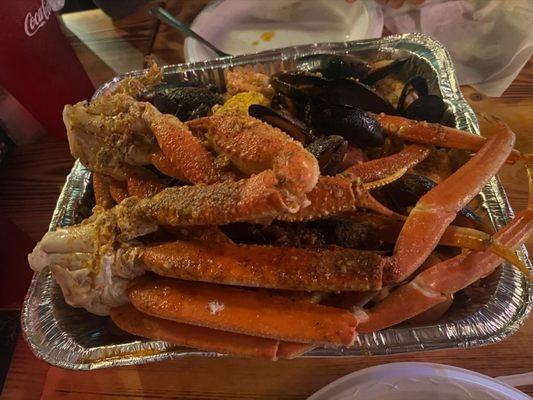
[383,0,533,96]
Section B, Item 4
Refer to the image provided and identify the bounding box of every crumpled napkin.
[383,0,533,96]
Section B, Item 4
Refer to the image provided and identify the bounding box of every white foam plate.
[184,0,383,62]
[308,362,532,400]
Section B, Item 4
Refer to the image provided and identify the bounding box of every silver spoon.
[149,6,231,58]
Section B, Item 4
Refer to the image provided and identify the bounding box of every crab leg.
[128,276,357,345]
[279,145,430,222]
[358,208,533,332]
[108,178,129,203]
[141,240,384,291]
[188,115,319,203]
[126,170,166,199]
[354,213,503,254]
[386,118,515,283]
[110,304,281,360]
[92,173,115,209]
[149,151,188,181]
[341,144,430,183]
[374,114,520,163]
[277,289,374,359]
[144,107,233,184]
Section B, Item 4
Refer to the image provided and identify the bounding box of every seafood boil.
[28,57,533,361]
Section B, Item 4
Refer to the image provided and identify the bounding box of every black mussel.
[397,76,429,111]
[271,72,395,115]
[363,58,409,85]
[139,83,223,121]
[305,135,348,176]
[397,76,445,123]
[384,173,481,222]
[311,104,385,148]
[297,54,372,80]
[271,92,298,116]
[384,173,436,212]
[403,95,445,123]
[270,71,327,99]
[248,104,316,144]
[319,79,396,114]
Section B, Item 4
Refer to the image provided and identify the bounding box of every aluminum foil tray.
[22,33,532,369]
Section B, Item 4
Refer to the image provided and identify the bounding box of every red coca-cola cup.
[0,0,95,139]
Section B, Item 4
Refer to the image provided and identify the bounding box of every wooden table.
[2,7,532,400]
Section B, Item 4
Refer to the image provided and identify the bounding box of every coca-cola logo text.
[24,0,53,37]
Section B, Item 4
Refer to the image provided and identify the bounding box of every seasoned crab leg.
[188,114,319,206]
[126,170,165,198]
[108,178,129,203]
[92,173,115,209]
[278,144,431,222]
[374,114,520,163]
[341,144,431,183]
[385,118,515,283]
[144,106,234,184]
[351,212,524,263]
[141,240,384,291]
[128,276,357,345]
[357,158,533,332]
[357,208,533,332]
[111,304,281,360]
[149,151,188,181]
[276,288,374,359]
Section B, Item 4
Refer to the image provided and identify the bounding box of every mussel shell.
[311,104,385,148]
[139,83,223,121]
[363,58,409,85]
[385,173,481,223]
[270,72,327,99]
[297,54,372,80]
[385,173,436,211]
[403,95,446,123]
[271,93,298,116]
[320,79,396,114]
[248,104,316,144]
[397,76,445,123]
[305,135,348,175]
[397,76,429,110]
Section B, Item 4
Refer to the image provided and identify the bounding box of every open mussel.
[139,82,223,121]
[271,93,298,116]
[270,71,327,99]
[297,54,372,80]
[319,79,396,114]
[311,104,385,148]
[248,104,316,144]
[305,135,348,176]
[271,71,395,115]
[397,76,445,123]
[363,58,409,85]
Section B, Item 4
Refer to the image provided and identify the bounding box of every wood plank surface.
[1,6,532,400]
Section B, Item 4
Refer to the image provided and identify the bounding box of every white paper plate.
[308,362,532,400]
[184,0,383,62]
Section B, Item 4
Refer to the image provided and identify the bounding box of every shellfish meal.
[29,56,533,360]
